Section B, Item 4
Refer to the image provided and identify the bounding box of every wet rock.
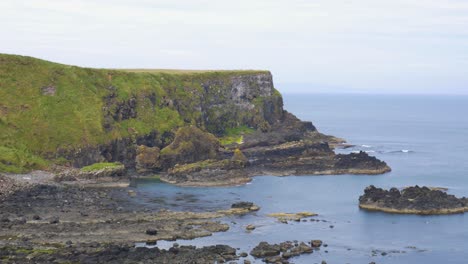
[264,255,287,263]
[32,215,41,220]
[282,251,298,259]
[232,202,260,211]
[359,185,468,214]
[250,242,281,258]
[267,212,317,222]
[297,242,313,253]
[49,216,60,224]
[279,241,294,252]
[311,240,323,247]
[146,240,157,245]
[231,202,254,209]
[145,229,158,236]
[246,224,256,231]
[135,145,161,173]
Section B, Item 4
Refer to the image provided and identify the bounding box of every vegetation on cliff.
[0,54,281,173]
[159,126,220,169]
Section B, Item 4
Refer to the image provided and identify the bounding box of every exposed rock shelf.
[359,185,468,215]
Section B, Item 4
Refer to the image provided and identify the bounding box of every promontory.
[0,53,390,185]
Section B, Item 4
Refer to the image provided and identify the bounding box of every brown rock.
[135,145,161,173]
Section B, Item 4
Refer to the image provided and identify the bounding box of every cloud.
[1,0,467,93]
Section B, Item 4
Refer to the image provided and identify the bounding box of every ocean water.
[135,94,468,263]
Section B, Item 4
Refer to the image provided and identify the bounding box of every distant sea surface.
[135,94,468,263]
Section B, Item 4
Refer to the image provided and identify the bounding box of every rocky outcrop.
[218,202,260,214]
[200,73,283,135]
[161,140,390,186]
[250,241,315,263]
[0,244,239,264]
[267,212,317,222]
[162,159,251,187]
[359,185,468,214]
[1,54,391,185]
[159,126,221,170]
[135,145,161,173]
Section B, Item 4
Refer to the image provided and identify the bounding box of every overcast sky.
[2,0,468,94]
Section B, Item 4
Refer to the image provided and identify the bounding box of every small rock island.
[359,185,468,215]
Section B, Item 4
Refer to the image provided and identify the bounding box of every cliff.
[0,53,390,181]
[0,54,282,172]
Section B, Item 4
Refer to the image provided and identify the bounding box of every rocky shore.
[0,174,335,263]
[158,115,391,187]
[359,185,468,215]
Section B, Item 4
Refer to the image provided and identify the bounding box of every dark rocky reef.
[250,240,324,263]
[0,244,239,264]
[359,185,468,215]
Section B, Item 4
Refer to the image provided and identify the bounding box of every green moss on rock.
[159,126,220,169]
[135,145,161,173]
[80,162,122,172]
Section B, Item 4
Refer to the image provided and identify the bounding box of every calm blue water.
[135,94,468,263]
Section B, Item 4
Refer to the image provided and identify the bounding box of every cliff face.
[0,54,284,172]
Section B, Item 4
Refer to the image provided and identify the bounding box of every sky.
[1,0,468,94]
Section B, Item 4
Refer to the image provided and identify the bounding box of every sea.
[134,94,468,263]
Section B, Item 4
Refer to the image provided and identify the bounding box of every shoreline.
[159,165,391,187]
[359,204,468,215]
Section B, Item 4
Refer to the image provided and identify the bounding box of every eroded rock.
[359,185,468,214]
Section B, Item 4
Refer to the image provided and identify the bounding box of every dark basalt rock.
[231,202,254,209]
[145,229,158,236]
[250,242,281,258]
[334,151,389,171]
[250,240,315,263]
[0,243,238,264]
[359,185,468,214]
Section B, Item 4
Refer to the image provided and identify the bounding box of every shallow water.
[135,94,468,263]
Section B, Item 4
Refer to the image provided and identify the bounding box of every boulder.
[250,242,281,258]
[246,224,256,231]
[145,229,158,236]
[135,145,161,173]
[311,240,323,247]
[159,126,220,169]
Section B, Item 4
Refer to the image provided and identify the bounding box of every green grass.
[0,146,48,173]
[80,162,122,172]
[219,125,255,146]
[116,69,269,75]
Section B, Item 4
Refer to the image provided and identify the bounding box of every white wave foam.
[361,144,372,148]
[401,149,410,153]
[365,150,376,153]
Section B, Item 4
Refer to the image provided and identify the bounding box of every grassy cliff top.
[117,69,269,75]
[0,53,269,75]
